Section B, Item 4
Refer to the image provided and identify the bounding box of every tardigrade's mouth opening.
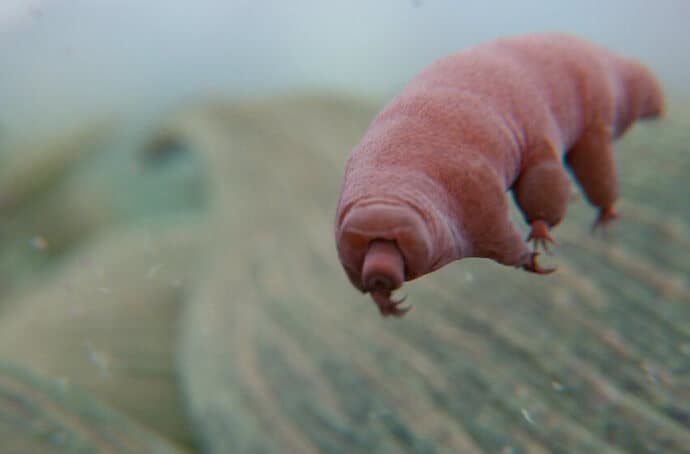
[337,202,434,281]
[361,240,411,317]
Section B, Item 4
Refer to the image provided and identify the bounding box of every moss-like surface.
[171,95,690,453]
[0,360,185,453]
[0,93,687,453]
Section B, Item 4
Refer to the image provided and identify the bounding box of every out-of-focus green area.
[0,92,687,453]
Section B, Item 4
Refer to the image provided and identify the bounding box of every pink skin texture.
[334,32,665,317]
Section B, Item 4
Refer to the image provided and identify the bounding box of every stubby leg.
[471,210,551,274]
[512,155,572,260]
[461,157,558,275]
[565,125,619,230]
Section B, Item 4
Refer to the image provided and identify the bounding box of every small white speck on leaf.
[552,380,565,392]
[521,408,535,424]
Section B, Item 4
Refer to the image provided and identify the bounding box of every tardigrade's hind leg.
[565,124,618,230]
[512,146,572,259]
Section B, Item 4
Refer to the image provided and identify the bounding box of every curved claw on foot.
[592,206,618,233]
[522,252,556,275]
[527,220,558,255]
[371,291,411,317]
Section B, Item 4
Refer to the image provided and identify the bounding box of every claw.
[527,220,558,255]
[391,294,408,305]
[592,206,618,233]
[371,291,412,317]
[522,252,556,275]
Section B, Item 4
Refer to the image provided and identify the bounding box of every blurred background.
[1,0,689,145]
[0,2,688,453]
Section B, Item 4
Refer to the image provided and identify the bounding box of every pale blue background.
[1,0,688,144]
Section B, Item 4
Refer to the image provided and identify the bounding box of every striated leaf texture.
[164,95,690,454]
[0,217,205,449]
[0,360,186,453]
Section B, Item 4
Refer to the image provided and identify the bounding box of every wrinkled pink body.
[335,32,664,299]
